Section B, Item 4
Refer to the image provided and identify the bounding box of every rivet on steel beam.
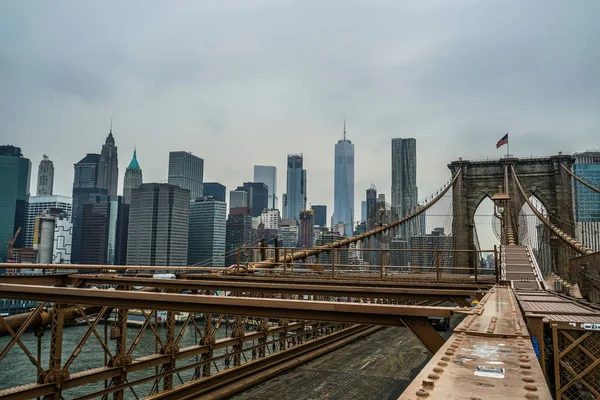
[520,364,531,369]
[441,356,451,361]
[524,384,538,391]
[522,376,535,383]
[437,361,448,367]
[518,349,527,354]
[445,350,455,356]
[521,370,533,376]
[428,373,440,379]
[519,356,529,362]
[525,393,539,399]
[416,389,429,397]
[433,367,444,373]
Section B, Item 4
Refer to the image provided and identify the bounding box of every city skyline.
[3,2,598,230]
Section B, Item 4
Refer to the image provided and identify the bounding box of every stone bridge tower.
[448,154,575,274]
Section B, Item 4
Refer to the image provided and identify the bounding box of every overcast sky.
[1,0,599,245]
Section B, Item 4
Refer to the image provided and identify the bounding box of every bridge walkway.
[399,285,551,399]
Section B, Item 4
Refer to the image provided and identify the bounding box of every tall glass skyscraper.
[284,154,306,220]
[0,146,31,263]
[333,124,354,237]
[168,151,204,201]
[391,138,419,241]
[311,205,327,227]
[573,151,600,251]
[242,182,269,217]
[71,153,107,264]
[254,166,277,209]
[203,182,226,202]
[188,197,227,266]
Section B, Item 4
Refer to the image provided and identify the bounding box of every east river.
[0,321,243,399]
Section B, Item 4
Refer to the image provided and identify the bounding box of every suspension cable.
[511,165,593,255]
[561,163,600,194]
[237,167,463,270]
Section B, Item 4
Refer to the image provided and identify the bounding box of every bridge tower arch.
[449,154,575,274]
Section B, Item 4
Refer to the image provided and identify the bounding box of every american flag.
[496,133,508,149]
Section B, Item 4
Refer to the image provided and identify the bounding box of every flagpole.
[507,133,509,158]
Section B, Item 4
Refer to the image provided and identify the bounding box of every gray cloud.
[1,0,599,248]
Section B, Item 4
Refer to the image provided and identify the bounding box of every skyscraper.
[36,155,54,196]
[79,194,127,266]
[188,197,227,266]
[573,151,600,251]
[71,153,107,264]
[168,151,204,200]
[260,209,281,230]
[279,219,299,248]
[254,166,277,209]
[311,205,327,228]
[391,138,418,240]
[242,182,269,217]
[97,129,119,196]
[127,183,190,266]
[361,201,367,222]
[333,122,355,237]
[298,209,315,248]
[229,189,250,215]
[284,154,306,220]
[0,145,31,262]
[80,195,110,265]
[366,185,377,229]
[123,149,143,204]
[225,214,254,266]
[203,182,226,202]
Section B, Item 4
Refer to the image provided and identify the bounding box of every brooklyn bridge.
[1,154,599,400]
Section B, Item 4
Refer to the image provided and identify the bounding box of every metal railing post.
[380,248,384,281]
[380,249,383,280]
[436,249,441,282]
[283,248,287,278]
[274,239,280,263]
[494,245,499,283]
[473,249,478,284]
[331,248,335,278]
[260,239,266,261]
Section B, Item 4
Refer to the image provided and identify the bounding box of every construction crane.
[6,226,21,263]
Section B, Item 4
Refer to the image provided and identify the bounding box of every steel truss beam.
[0,283,458,326]
[66,274,479,302]
[179,273,493,289]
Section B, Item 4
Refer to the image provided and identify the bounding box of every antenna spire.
[110,117,113,134]
[343,117,346,141]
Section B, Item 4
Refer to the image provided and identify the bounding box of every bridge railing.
[0,280,462,399]
[236,246,499,284]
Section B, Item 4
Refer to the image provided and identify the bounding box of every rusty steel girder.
[0,283,460,326]
[64,274,480,302]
